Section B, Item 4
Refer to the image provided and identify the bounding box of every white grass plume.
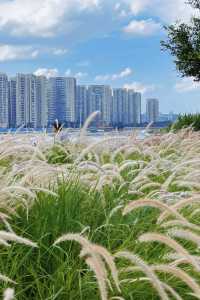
[3,288,15,300]
[115,251,169,300]
[86,244,121,292]
[152,265,200,295]
[80,111,101,143]
[85,256,108,300]
[139,233,200,272]
[0,231,38,247]
[123,199,186,223]
[54,233,120,298]
[158,196,200,224]
[168,228,200,247]
[161,220,200,232]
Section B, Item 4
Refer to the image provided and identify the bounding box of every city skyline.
[0,71,171,128]
[0,1,199,115]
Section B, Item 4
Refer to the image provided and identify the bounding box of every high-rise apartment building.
[16,74,38,127]
[146,98,159,123]
[76,85,88,127]
[0,71,147,129]
[88,85,112,126]
[0,73,9,128]
[112,88,128,126]
[36,76,48,128]
[112,89,141,127]
[47,77,76,125]
[128,91,141,125]
[8,78,16,128]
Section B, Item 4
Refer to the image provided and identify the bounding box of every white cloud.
[128,0,150,15]
[95,67,133,81]
[124,81,155,94]
[0,44,69,62]
[0,0,100,37]
[125,0,197,23]
[123,19,162,36]
[52,48,68,56]
[0,44,39,61]
[175,77,200,93]
[65,69,88,79]
[34,68,59,78]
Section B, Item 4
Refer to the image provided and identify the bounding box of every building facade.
[36,76,48,128]
[47,77,76,126]
[128,91,141,125]
[112,88,128,126]
[146,98,159,123]
[76,85,88,127]
[8,78,16,128]
[16,74,38,128]
[0,73,9,128]
[88,85,112,126]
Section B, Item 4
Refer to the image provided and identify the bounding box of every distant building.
[16,74,35,127]
[146,98,159,123]
[112,88,128,126]
[158,112,179,123]
[0,73,9,128]
[48,77,76,126]
[36,76,48,128]
[76,85,88,127]
[8,77,16,128]
[65,77,76,124]
[88,85,112,126]
[128,91,141,125]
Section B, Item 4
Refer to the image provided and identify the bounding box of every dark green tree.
[161,0,200,81]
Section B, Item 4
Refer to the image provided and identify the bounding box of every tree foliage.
[161,0,200,81]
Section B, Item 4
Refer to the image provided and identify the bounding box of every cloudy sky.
[0,0,200,113]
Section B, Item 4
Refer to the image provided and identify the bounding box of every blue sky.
[0,0,200,113]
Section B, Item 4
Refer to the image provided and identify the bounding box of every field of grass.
[0,127,200,299]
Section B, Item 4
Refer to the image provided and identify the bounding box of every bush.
[168,113,200,131]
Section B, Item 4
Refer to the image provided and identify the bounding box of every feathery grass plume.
[3,288,15,300]
[158,196,200,224]
[161,220,200,232]
[115,251,169,300]
[0,231,38,247]
[161,283,183,300]
[79,111,101,143]
[78,161,104,173]
[84,244,121,292]
[188,293,200,299]
[76,136,128,164]
[120,276,183,300]
[139,182,161,193]
[110,297,125,300]
[139,233,200,272]
[102,164,118,172]
[85,256,108,300]
[168,228,200,247]
[169,256,200,268]
[174,180,200,190]
[163,159,200,190]
[54,233,120,298]
[164,252,200,265]
[0,275,15,284]
[0,144,46,161]
[123,199,186,223]
[119,161,143,172]
[1,186,36,199]
[152,265,200,295]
